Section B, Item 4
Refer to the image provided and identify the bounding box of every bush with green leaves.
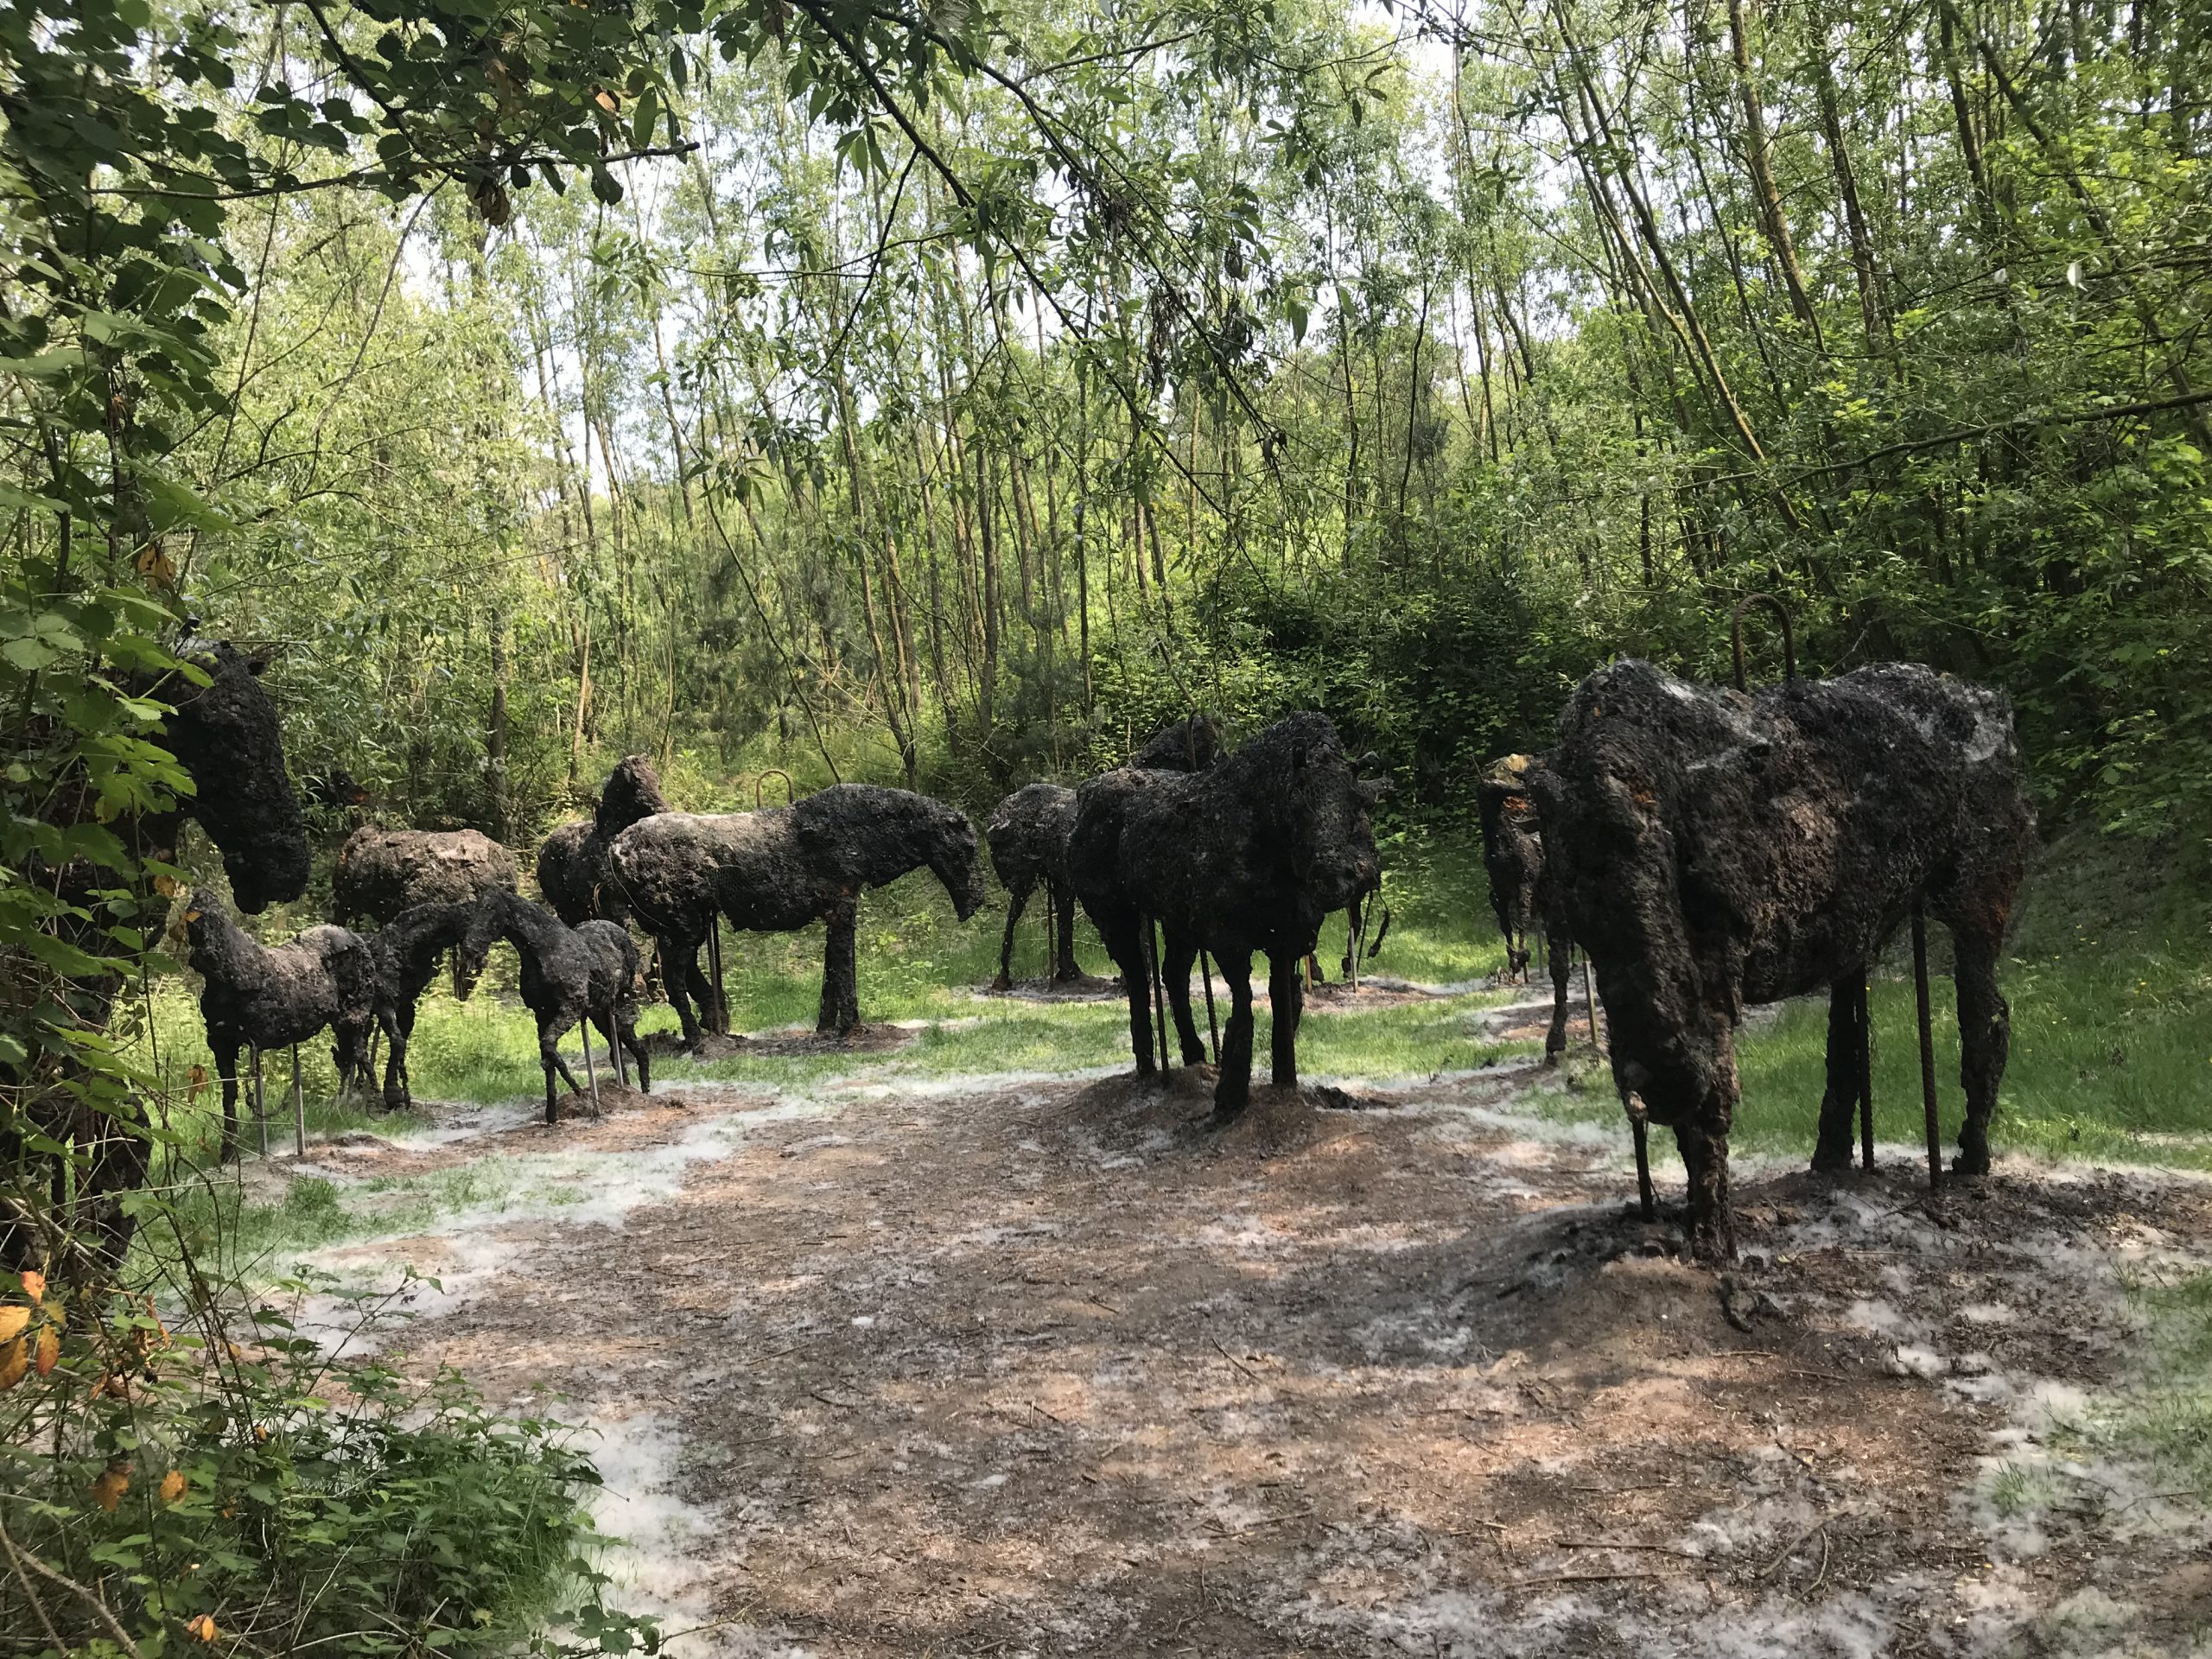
[0,1267,660,1656]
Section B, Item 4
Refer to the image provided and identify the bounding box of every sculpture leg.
[1268,951,1304,1091]
[1099,914,1155,1077]
[818,899,861,1037]
[995,876,1033,993]
[1674,1113,1738,1263]
[1213,950,1255,1121]
[1544,925,1573,1065]
[1812,970,1866,1173]
[706,922,729,1036]
[1052,880,1082,982]
[658,931,705,1048]
[620,1004,652,1094]
[1160,929,1207,1066]
[1952,918,2011,1179]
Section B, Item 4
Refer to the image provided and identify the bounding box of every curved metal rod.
[754,768,795,810]
[1729,593,1796,691]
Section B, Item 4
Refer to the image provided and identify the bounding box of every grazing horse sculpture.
[454,891,651,1125]
[537,754,671,927]
[1071,713,1386,1119]
[367,900,475,1112]
[610,784,987,1046]
[1531,659,2035,1262]
[183,894,377,1159]
[334,825,517,926]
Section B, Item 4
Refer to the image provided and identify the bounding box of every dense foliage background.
[17,0,2208,843]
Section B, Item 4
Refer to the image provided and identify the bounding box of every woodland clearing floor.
[282,1047,2212,1659]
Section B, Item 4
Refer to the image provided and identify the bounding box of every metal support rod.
[1730,593,1797,691]
[1582,954,1599,1047]
[609,1007,629,1090]
[1146,919,1171,1077]
[290,1046,305,1159]
[252,1046,266,1156]
[1199,949,1221,1065]
[706,923,726,1037]
[1911,902,1942,1192]
[1857,968,1875,1171]
[1629,1099,1656,1220]
[580,1015,601,1119]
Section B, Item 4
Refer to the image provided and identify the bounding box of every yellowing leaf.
[188,1614,219,1643]
[19,1271,45,1302]
[33,1328,58,1377]
[0,1339,26,1392]
[90,1465,130,1511]
[594,87,620,113]
[160,1469,188,1503]
[0,1307,29,1344]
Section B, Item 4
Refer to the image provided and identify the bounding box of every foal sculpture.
[367,901,475,1112]
[1071,713,1385,1117]
[609,785,987,1045]
[455,891,651,1124]
[1532,659,2035,1262]
[184,895,377,1159]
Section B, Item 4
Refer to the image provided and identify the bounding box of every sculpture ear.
[1291,741,1309,773]
[246,655,269,677]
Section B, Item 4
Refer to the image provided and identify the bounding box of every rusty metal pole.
[1199,950,1221,1065]
[1582,953,1599,1047]
[252,1047,266,1156]
[290,1046,305,1159]
[1857,969,1875,1171]
[1146,919,1171,1077]
[1626,1093,1656,1219]
[1912,902,1942,1192]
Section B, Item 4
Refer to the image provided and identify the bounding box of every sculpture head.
[152,641,310,914]
[452,891,515,1002]
[596,754,671,839]
[1131,712,1222,772]
[929,804,988,924]
[1255,713,1386,915]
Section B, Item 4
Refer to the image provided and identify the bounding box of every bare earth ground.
[292,1055,2212,1658]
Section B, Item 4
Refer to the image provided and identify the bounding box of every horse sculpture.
[609,784,986,1046]
[537,754,671,927]
[7,638,313,1269]
[183,894,377,1160]
[454,891,651,1125]
[1531,658,2035,1262]
[985,784,1081,990]
[367,900,475,1112]
[982,719,1224,993]
[1071,713,1385,1118]
[334,825,517,926]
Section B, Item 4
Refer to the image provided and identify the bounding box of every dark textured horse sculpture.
[984,784,1080,989]
[537,755,671,927]
[8,639,313,1268]
[183,894,377,1159]
[455,890,651,1125]
[1477,754,1544,983]
[1531,659,2036,1262]
[609,785,986,1045]
[367,901,475,1111]
[1071,713,1385,1118]
[334,825,517,926]
[982,720,1223,993]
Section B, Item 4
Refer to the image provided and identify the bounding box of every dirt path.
[309,1063,2212,1657]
